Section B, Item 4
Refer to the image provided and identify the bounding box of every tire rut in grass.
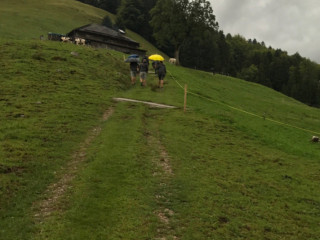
[147,132,178,240]
[33,107,114,223]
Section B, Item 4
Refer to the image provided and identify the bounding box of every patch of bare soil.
[33,107,114,223]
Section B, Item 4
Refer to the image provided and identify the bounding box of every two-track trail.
[32,100,179,239]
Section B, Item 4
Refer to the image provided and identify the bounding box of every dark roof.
[68,24,138,44]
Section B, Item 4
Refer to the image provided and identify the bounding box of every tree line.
[77,0,320,107]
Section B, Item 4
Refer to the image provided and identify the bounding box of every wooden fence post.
[184,84,187,112]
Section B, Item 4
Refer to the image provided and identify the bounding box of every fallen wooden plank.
[113,97,177,109]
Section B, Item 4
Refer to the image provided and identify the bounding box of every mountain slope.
[1,38,319,239]
[0,1,320,239]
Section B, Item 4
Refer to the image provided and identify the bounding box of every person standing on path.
[139,58,149,86]
[130,61,139,85]
[157,61,166,88]
[152,61,159,74]
[142,55,149,65]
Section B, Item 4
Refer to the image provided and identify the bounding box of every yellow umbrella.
[149,54,164,61]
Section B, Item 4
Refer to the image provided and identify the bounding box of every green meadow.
[1,0,320,239]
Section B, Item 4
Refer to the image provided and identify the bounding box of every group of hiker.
[129,56,166,88]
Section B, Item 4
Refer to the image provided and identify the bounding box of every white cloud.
[211,0,320,63]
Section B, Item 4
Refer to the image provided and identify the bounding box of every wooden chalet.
[67,24,146,56]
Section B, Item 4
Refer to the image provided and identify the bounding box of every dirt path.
[33,107,114,223]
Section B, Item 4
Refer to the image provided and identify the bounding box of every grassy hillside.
[1,39,320,239]
[1,0,320,239]
[0,0,167,57]
[0,39,129,239]
[0,0,107,39]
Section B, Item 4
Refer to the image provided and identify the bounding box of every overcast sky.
[210,0,320,63]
